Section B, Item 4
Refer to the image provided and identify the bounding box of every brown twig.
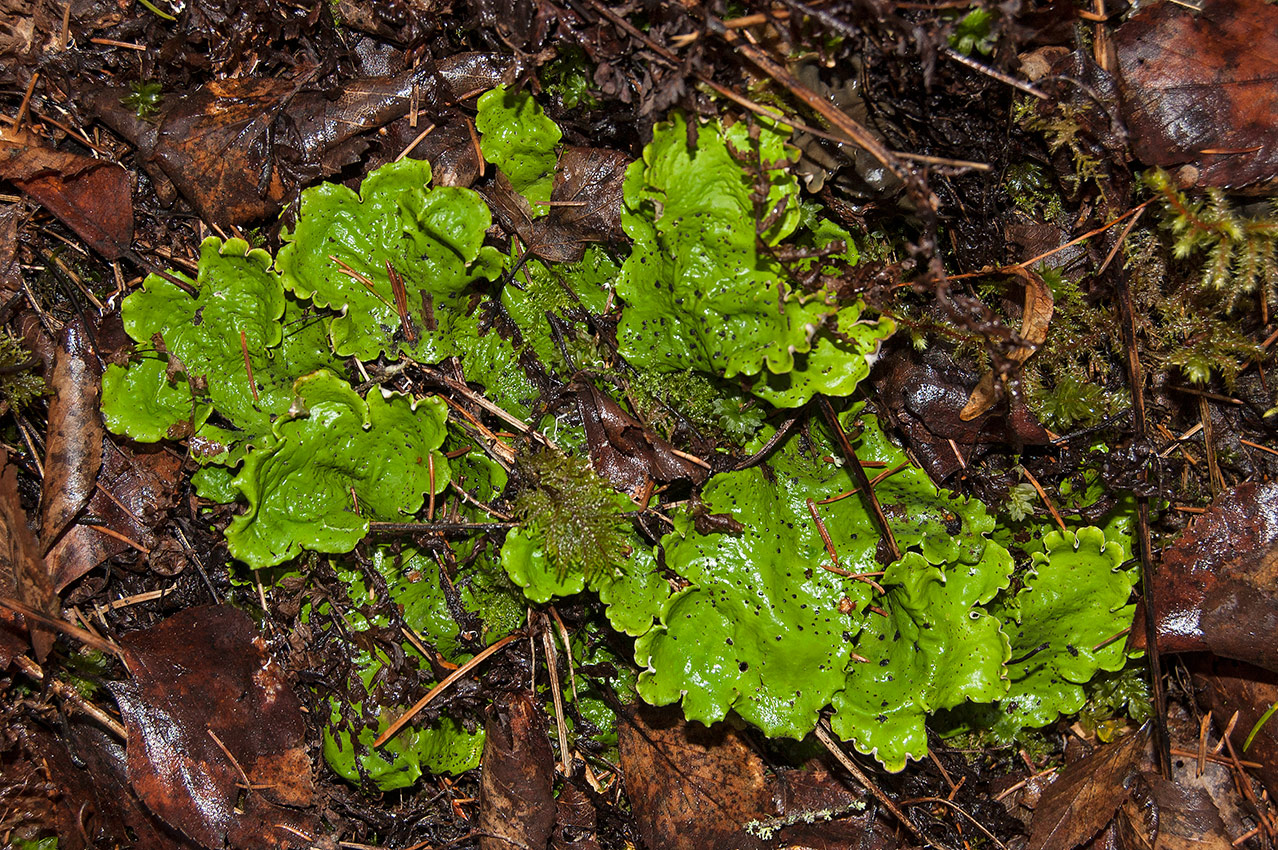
[818,399,901,562]
[374,633,518,747]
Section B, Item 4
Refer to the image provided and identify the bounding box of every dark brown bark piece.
[1114,0,1278,189]
[112,605,316,849]
[1128,481,1278,672]
[618,703,770,850]
[1027,727,1148,850]
[0,127,134,258]
[478,690,557,850]
[40,316,103,553]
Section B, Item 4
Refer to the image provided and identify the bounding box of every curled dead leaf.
[961,266,1054,421]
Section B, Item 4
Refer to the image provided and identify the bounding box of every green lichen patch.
[615,114,894,408]
[225,370,450,568]
[277,158,506,363]
[101,236,335,460]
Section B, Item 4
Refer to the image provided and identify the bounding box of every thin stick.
[541,626,573,775]
[13,654,127,739]
[940,46,1046,100]
[1116,266,1173,779]
[239,331,259,403]
[900,796,1008,850]
[374,634,518,747]
[0,595,124,659]
[814,721,933,848]
[1019,468,1066,532]
[818,399,901,562]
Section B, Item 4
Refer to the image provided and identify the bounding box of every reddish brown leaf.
[85,54,508,226]
[1114,0,1278,189]
[27,720,199,850]
[769,761,899,850]
[575,381,709,492]
[873,346,1050,481]
[111,605,316,849]
[1192,658,1278,803]
[0,447,57,660]
[0,127,133,259]
[618,703,770,850]
[551,782,602,850]
[1128,481,1278,672]
[1117,773,1231,850]
[48,441,183,592]
[483,146,629,264]
[40,316,103,553]
[1027,727,1148,850]
[407,117,484,188]
[478,691,556,850]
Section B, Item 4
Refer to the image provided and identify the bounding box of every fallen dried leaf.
[478,691,556,850]
[961,266,1054,421]
[0,447,56,660]
[1128,480,1278,672]
[551,781,601,850]
[1114,0,1278,189]
[48,441,183,593]
[40,316,103,553]
[1027,727,1148,850]
[87,55,508,225]
[575,381,709,491]
[111,605,315,849]
[1117,773,1232,850]
[618,703,770,850]
[1192,657,1278,802]
[0,127,133,259]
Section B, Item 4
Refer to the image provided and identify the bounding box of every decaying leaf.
[477,691,556,850]
[46,441,183,592]
[618,704,770,850]
[1128,480,1278,672]
[961,266,1055,421]
[0,126,133,258]
[1114,0,1278,189]
[1191,657,1278,802]
[575,381,709,491]
[1027,727,1148,850]
[40,316,103,552]
[111,604,316,849]
[86,55,508,225]
[0,447,56,660]
[1116,773,1232,850]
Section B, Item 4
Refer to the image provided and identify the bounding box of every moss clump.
[0,330,46,412]
[511,449,630,582]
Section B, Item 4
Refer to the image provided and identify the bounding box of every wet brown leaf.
[1027,727,1148,850]
[873,346,1050,481]
[0,447,56,660]
[48,441,183,592]
[575,381,709,492]
[0,127,133,259]
[770,762,897,850]
[1114,0,1278,189]
[961,266,1054,421]
[86,54,508,225]
[1117,773,1231,850]
[1191,657,1278,802]
[27,720,198,850]
[618,703,770,850]
[478,690,556,850]
[407,116,484,187]
[40,316,103,553]
[551,781,601,850]
[484,146,628,264]
[111,605,315,849]
[1128,480,1278,672]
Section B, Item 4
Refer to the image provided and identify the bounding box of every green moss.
[0,329,46,412]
